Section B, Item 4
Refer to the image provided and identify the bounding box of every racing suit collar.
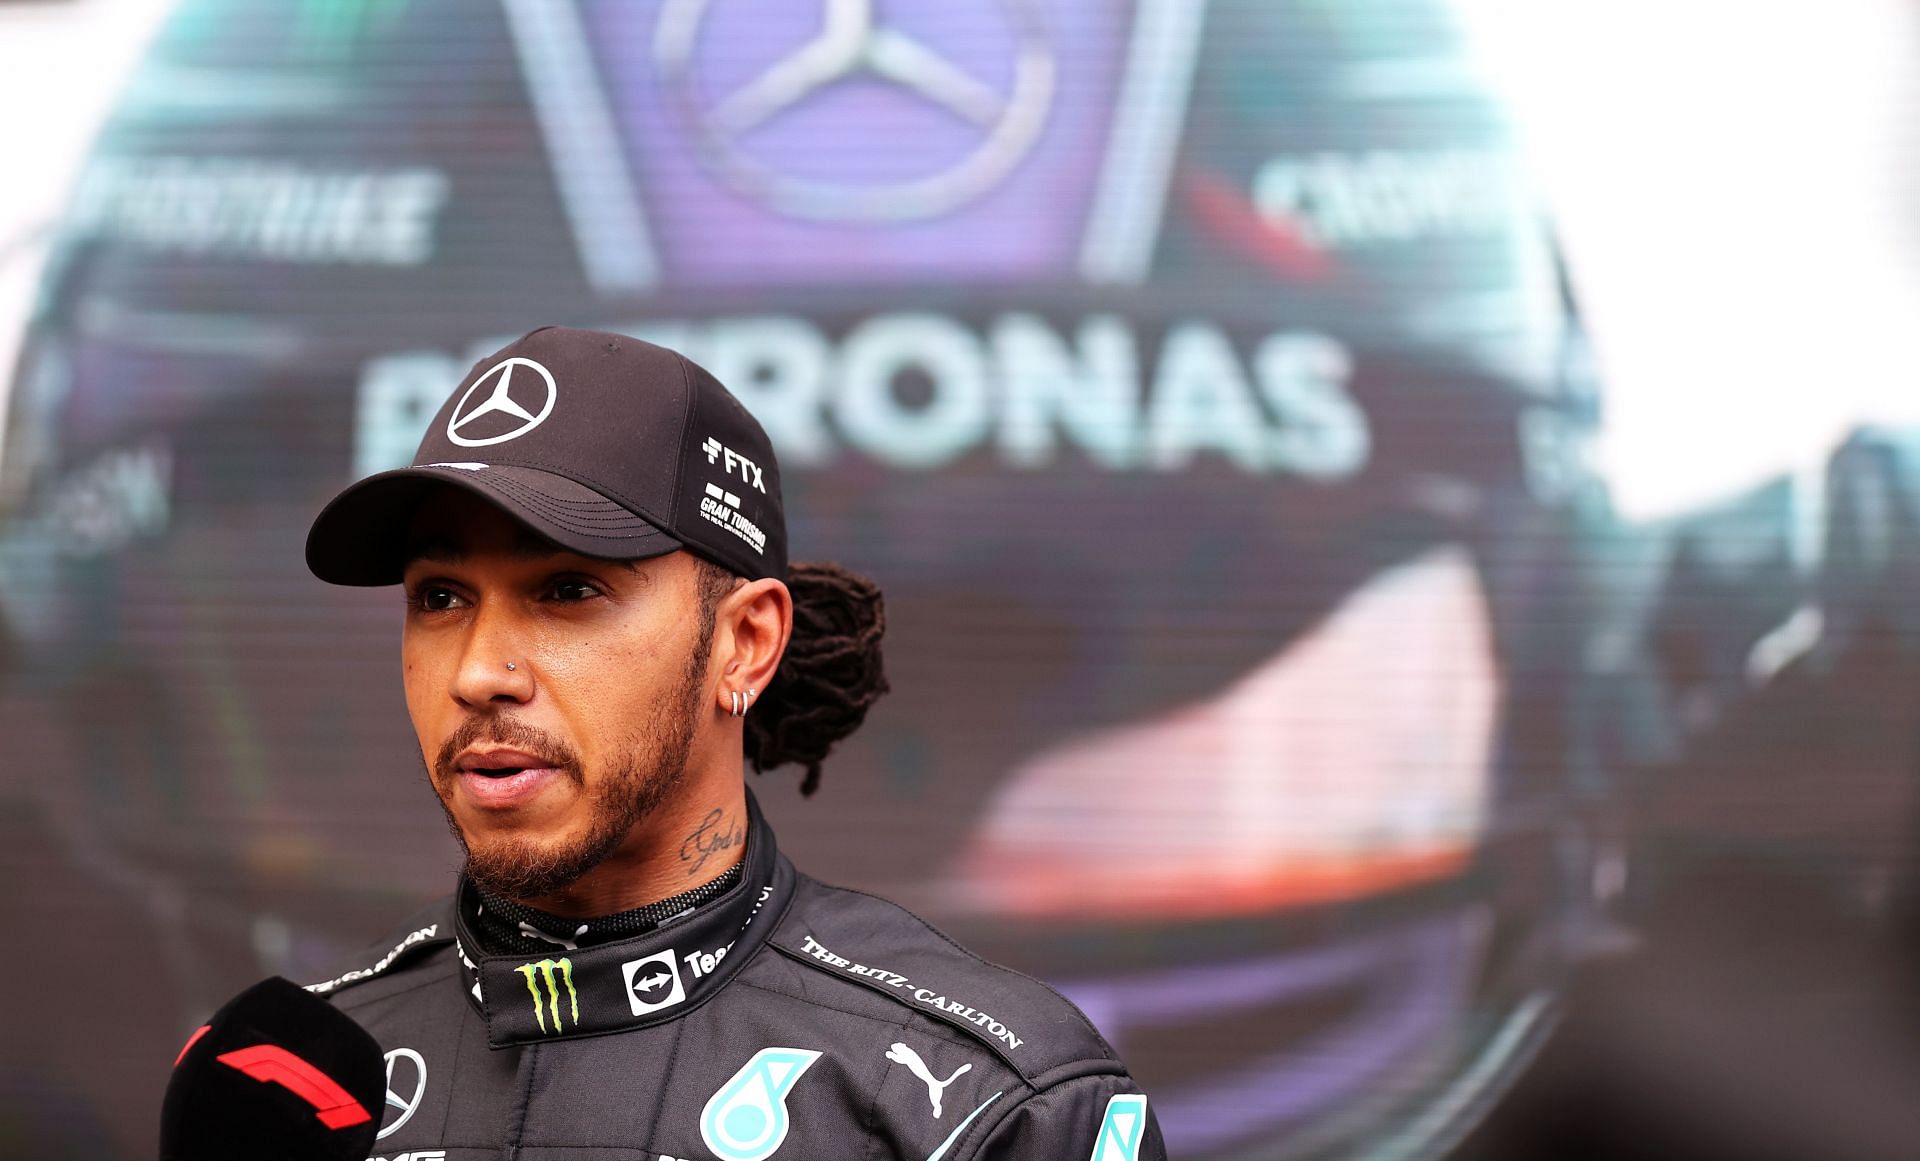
[456,788,794,1047]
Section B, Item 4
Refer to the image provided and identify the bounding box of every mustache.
[433,714,584,784]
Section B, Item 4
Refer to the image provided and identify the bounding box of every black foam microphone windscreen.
[160,976,385,1161]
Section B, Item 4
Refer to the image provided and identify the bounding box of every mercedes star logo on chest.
[378,1047,428,1139]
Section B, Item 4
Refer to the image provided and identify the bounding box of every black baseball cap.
[306,326,786,584]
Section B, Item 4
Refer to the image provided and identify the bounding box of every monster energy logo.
[515,958,579,1034]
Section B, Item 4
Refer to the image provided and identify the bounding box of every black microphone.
[161,976,385,1161]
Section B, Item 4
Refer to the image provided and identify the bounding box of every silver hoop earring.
[505,662,517,672]
[729,691,742,717]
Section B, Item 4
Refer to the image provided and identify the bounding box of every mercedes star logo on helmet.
[447,357,558,447]
[655,0,1056,221]
[378,1048,427,1139]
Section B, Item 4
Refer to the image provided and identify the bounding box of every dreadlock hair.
[693,557,888,797]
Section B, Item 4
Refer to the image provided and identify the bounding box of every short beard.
[429,632,710,903]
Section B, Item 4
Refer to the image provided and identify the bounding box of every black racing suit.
[308,793,1167,1161]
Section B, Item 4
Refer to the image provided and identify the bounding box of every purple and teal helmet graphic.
[595,0,1123,281]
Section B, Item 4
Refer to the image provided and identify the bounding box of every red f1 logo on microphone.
[216,1045,373,1129]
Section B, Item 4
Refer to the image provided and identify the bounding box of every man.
[300,326,1165,1161]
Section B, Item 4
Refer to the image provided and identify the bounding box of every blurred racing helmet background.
[0,0,1609,1156]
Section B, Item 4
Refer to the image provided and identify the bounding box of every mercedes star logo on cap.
[447,357,559,447]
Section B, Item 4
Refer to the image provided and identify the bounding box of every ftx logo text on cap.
[703,436,766,493]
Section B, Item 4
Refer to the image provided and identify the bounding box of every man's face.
[399,489,713,901]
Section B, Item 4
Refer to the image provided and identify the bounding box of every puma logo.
[886,1042,972,1119]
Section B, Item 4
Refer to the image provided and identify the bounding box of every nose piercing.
[505,662,517,672]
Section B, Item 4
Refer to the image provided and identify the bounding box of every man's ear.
[715,578,792,702]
